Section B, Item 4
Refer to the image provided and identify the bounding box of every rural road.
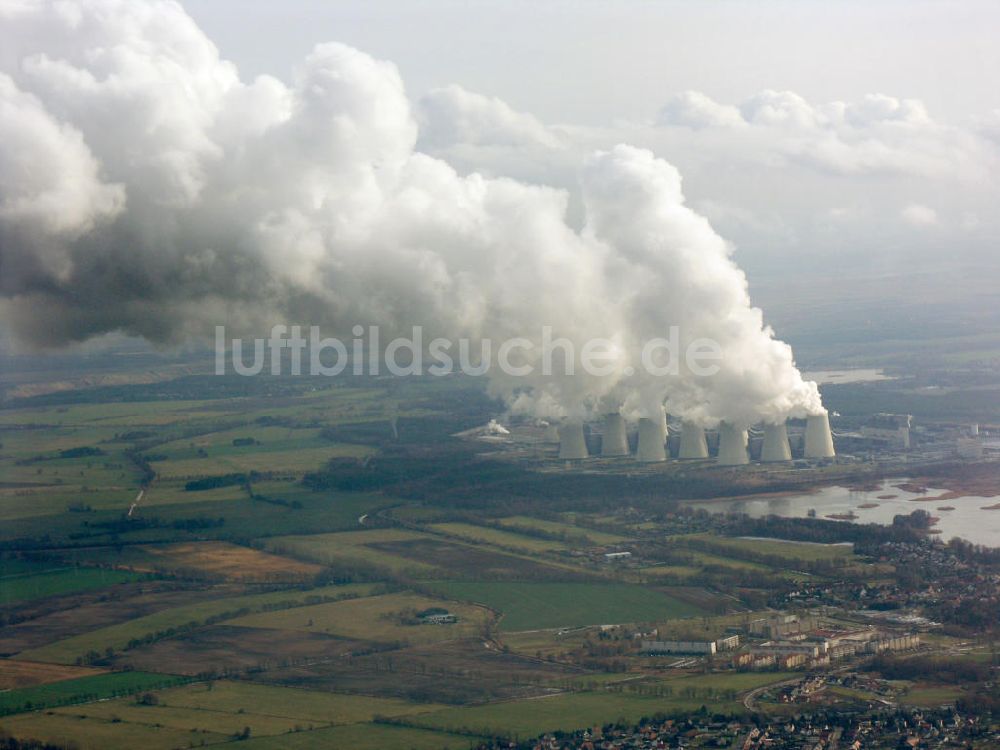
[743,676,803,710]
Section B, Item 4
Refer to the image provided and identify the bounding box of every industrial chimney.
[602,413,629,457]
[678,421,709,459]
[760,421,792,462]
[558,421,589,459]
[716,422,749,466]
[636,414,667,462]
[804,412,836,459]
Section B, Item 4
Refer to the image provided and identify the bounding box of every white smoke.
[0,0,824,425]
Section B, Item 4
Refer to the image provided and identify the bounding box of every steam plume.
[0,0,824,426]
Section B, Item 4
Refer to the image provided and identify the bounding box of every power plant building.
[860,413,912,450]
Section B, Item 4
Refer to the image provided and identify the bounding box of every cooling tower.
[760,421,792,462]
[542,422,560,443]
[716,422,749,466]
[804,412,836,459]
[655,409,668,442]
[678,421,709,459]
[602,413,629,457]
[636,417,667,462]
[558,421,588,459]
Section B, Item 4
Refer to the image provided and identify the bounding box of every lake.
[684,478,1000,548]
[801,368,893,385]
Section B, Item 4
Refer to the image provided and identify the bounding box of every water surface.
[685,479,1000,548]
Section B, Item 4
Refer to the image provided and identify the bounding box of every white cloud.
[417,84,562,150]
[0,74,123,238]
[741,90,821,129]
[900,203,939,227]
[841,94,930,127]
[657,90,745,129]
[645,89,997,180]
[407,82,999,279]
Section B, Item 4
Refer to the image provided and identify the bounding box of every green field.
[639,564,701,580]
[0,565,145,606]
[0,710,228,750]
[238,723,479,750]
[229,591,491,645]
[3,673,470,750]
[152,444,371,479]
[0,487,397,548]
[408,672,794,738]
[498,516,631,545]
[681,549,773,572]
[430,522,570,553]
[149,680,444,722]
[427,581,704,631]
[704,535,855,561]
[267,529,441,575]
[139,480,249,507]
[43,680,447,740]
[901,685,965,706]
[0,671,187,715]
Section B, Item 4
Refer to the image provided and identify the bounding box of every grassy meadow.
[427,581,704,631]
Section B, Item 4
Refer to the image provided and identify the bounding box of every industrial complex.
[463,408,997,481]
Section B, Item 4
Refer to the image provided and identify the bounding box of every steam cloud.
[0,0,823,426]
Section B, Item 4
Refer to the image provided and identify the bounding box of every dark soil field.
[0,583,243,655]
[368,538,586,581]
[250,638,578,704]
[109,624,365,676]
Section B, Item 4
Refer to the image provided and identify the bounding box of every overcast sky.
[183,0,999,126]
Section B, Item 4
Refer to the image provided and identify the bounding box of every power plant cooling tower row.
[556,414,834,462]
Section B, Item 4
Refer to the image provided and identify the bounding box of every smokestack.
[636,416,667,462]
[558,421,588,459]
[716,422,749,466]
[760,421,792,462]
[542,422,560,444]
[678,421,708,459]
[804,412,835,459]
[601,413,629,457]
